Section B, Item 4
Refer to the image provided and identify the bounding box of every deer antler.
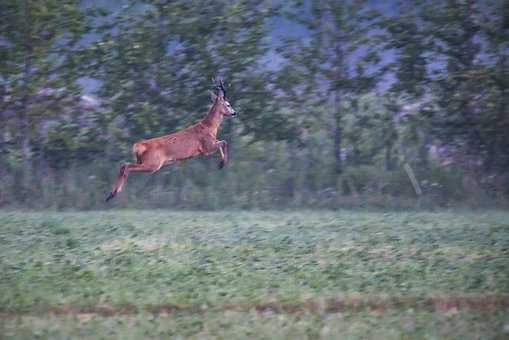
[213,76,227,99]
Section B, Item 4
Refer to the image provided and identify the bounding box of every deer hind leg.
[105,162,161,202]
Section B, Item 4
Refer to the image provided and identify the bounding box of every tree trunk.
[18,0,33,202]
[417,131,430,170]
[285,143,297,199]
[384,143,394,171]
[333,92,342,175]
[21,0,32,163]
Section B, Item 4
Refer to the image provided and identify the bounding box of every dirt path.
[1,294,507,318]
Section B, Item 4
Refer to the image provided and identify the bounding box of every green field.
[0,210,508,339]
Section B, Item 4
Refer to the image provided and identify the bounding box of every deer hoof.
[105,192,115,202]
[218,160,225,169]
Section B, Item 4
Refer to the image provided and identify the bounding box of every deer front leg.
[202,140,228,169]
[218,140,228,169]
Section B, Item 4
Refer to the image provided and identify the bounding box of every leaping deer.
[105,78,237,202]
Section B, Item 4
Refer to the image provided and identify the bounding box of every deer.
[105,78,237,202]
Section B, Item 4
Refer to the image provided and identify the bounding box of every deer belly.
[164,139,201,160]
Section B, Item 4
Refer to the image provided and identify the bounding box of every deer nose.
[231,111,238,117]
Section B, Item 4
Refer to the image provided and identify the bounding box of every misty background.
[0,0,508,209]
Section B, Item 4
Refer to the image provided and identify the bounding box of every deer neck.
[201,103,224,136]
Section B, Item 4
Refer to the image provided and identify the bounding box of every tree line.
[0,0,507,209]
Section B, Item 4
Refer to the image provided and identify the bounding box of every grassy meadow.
[0,210,508,339]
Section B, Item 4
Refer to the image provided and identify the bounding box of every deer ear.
[209,90,217,103]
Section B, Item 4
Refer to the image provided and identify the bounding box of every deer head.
[210,77,237,117]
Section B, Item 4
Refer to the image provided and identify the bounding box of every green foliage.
[422,0,509,170]
[0,0,88,157]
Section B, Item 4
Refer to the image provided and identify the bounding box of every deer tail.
[133,142,147,164]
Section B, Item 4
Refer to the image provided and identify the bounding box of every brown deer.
[105,78,237,202]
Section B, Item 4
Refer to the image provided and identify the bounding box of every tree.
[380,0,434,170]
[0,0,88,199]
[478,0,509,172]
[282,0,380,176]
[422,1,484,164]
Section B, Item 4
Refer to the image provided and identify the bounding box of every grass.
[0,210,508,339]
